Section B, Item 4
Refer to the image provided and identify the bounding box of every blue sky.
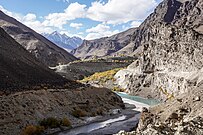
[0,0,162,40]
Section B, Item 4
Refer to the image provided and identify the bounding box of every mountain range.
[71,28,137,59]
[1,0,203,134]
[42,31,83,52]
[0,10,78,67]
[0,10,123,135]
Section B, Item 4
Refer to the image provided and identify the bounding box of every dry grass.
[21,125,44,135]
[72,109,87,118]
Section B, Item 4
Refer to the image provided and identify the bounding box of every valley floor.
[57,95,153,135]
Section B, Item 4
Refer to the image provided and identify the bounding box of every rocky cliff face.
[114,1,203,134]
[0,11,78,67]
[136,84,203,135]
[115,0,203,100]
[71,28,137,59]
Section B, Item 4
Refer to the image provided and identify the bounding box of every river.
[58,92,159,135]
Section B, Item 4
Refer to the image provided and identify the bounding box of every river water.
[58,92,159,135]
[116,92,160,106]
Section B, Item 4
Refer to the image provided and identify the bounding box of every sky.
[0,0,162,40]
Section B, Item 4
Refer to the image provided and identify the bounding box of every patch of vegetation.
[80,68,124,84]
[21,117,71,134]
[112,86,125,92]
[61,118,72,127]
[39,117,61,128]
[71,56,136,64]
[96,108,104,115]
[21,125,44,135]
[72,109,87,118]
[39,117,72,128]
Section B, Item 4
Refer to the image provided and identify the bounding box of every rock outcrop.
[0,10,78,67]
[136,85,203,135]
[71,28,137,59]
[115,0,203,100]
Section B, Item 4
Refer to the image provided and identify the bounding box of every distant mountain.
[42,31,83,52]
[0,10,78,67]
[0,27,71,91]
[71,28,137,59]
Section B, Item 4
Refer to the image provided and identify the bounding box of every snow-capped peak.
[42,31,83,52]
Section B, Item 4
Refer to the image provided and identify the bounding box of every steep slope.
[0,27,70,91]
[0,10,78,67]
[42,31,83,52]
[116,0,203,100]
[113,0,203,134]
[136,85,203,135]
[71,28,137,59]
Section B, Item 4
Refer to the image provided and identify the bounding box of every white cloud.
[78,32,84,35]
[0,5,22,21]
[0,0,158,39]
[86,24,110,33]
[85,24,119,40]
[87,0,157,25]
[43,2,86,28]
[23,14,54,33]
[0,6,54,33]
[131,21,142,28]
[42,0,157,28]
[23,13,37,21]
[70,23,83,29]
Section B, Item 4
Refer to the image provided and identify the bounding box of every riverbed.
[57,92,159,135]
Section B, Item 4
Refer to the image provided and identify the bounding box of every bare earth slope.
[0,10,78,67]
[71,28,137,59]
[0,27,70,91]
[0,87,124,135]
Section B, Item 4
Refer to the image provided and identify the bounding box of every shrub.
[96,108,103,115]
[72,109,87,118]
[61,118,71,127]
[21,125,44,135]
[39,117,60,128]
[112,86,125,92]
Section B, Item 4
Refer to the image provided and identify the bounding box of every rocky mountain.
[0,10,78,67]
[71,28,137,59]
[114,0,203,134]
[116,0,203,100]
[0,27,70,92]
[42,31,83,52]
